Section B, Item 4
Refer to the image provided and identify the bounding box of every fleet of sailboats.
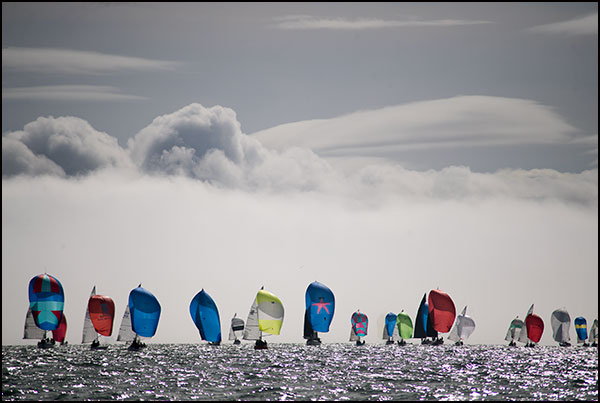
[21,276,598,348]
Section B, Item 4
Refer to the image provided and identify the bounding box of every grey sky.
[2,3,597,346]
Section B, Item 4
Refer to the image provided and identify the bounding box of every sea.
[2,343,598,401]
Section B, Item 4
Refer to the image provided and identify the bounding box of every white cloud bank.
[273,15,492,30]
[2,101,597,207]
[1,47,180,75]
[528,12,598,36]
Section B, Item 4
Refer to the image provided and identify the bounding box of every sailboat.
[574,317,589,347]
[190,289,222,346]
[448,306,476,346]
[303,281,335,346]
[82,286,115,349]
[518,304,544,347]
[504,317,525,346]
[551,308,571,347]
[53,313,68,346]
[382,312,398,345]
[228,313,244,345]
[242,286,284,350]
[27,273,65,348]
[427,289,456,345]
[589,319,598,347]
[396,311,413,346]
[413,294,431,344]
[350,310,368,346]
[119,284,161,350]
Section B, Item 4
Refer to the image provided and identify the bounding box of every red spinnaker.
[428,289,456,333]
[525,313,544,343]
[89,295,115,337]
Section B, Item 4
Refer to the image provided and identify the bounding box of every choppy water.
[2,343,598,401]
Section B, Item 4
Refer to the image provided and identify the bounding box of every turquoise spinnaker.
[129,286,161,338]
[190,289,222,343]
[574,317,588,343]
[28,273,65,331]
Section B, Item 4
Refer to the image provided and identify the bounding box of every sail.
[23,307,45,339]
[504,317,524,342]
[396,311,413,340]
[89,294,115,337]
[52,314,67,343]
[351,311,368,338]
[28,273,65,331]
[550,308,571,343]
[428,289,456,334]
[82,286,97,343]
[305,281,335,333]
[574,317,588,344]
[413,294,428,338]
[117,305,135,342]
[383,312,396,340]
[303,309,314,339]
[589,319,598,344]
[129,286,161,338]
[525,313,544,343]
[189,289,222,343]
[257,289,284,335]
[228,315,244,341]
[448,306,476,342]
[243,298,260,340]
[518,304,535,343]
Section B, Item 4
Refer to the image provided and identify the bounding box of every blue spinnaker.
[385,312,397,339]
[129,286,161,338]
[413,293,428,338]
[190,289,222,343]
[28,274,65,331]
[574,317,588,343]
[305,281,335,333]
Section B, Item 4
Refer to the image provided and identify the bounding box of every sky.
[2,2,597,346]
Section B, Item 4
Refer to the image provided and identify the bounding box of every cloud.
[528,12,598,36]
[2,103,597,208]
[2,116,134,177]
[252,96,580,157]
[273,15,493,30]
[2,85,147,102]
[1,47,180,75]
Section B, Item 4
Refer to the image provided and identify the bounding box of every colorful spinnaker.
[504,317,524,345]
[382,312,399,343]
[129,285,161,338]
[413,294,429,340]
[190,289,222,345]
[350,310,368,344]
[448,306,476,345]
[551,308,571,346]
[28,273,65,331]
[243,286,284,349]
[82,286,115,348]
[228,313,244,344]
[396,311,413,343]
[428,289,456,334]
[519,304,544,345]
[574,317,588,344]
[303,281,335,345]
[53,313,67,344]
